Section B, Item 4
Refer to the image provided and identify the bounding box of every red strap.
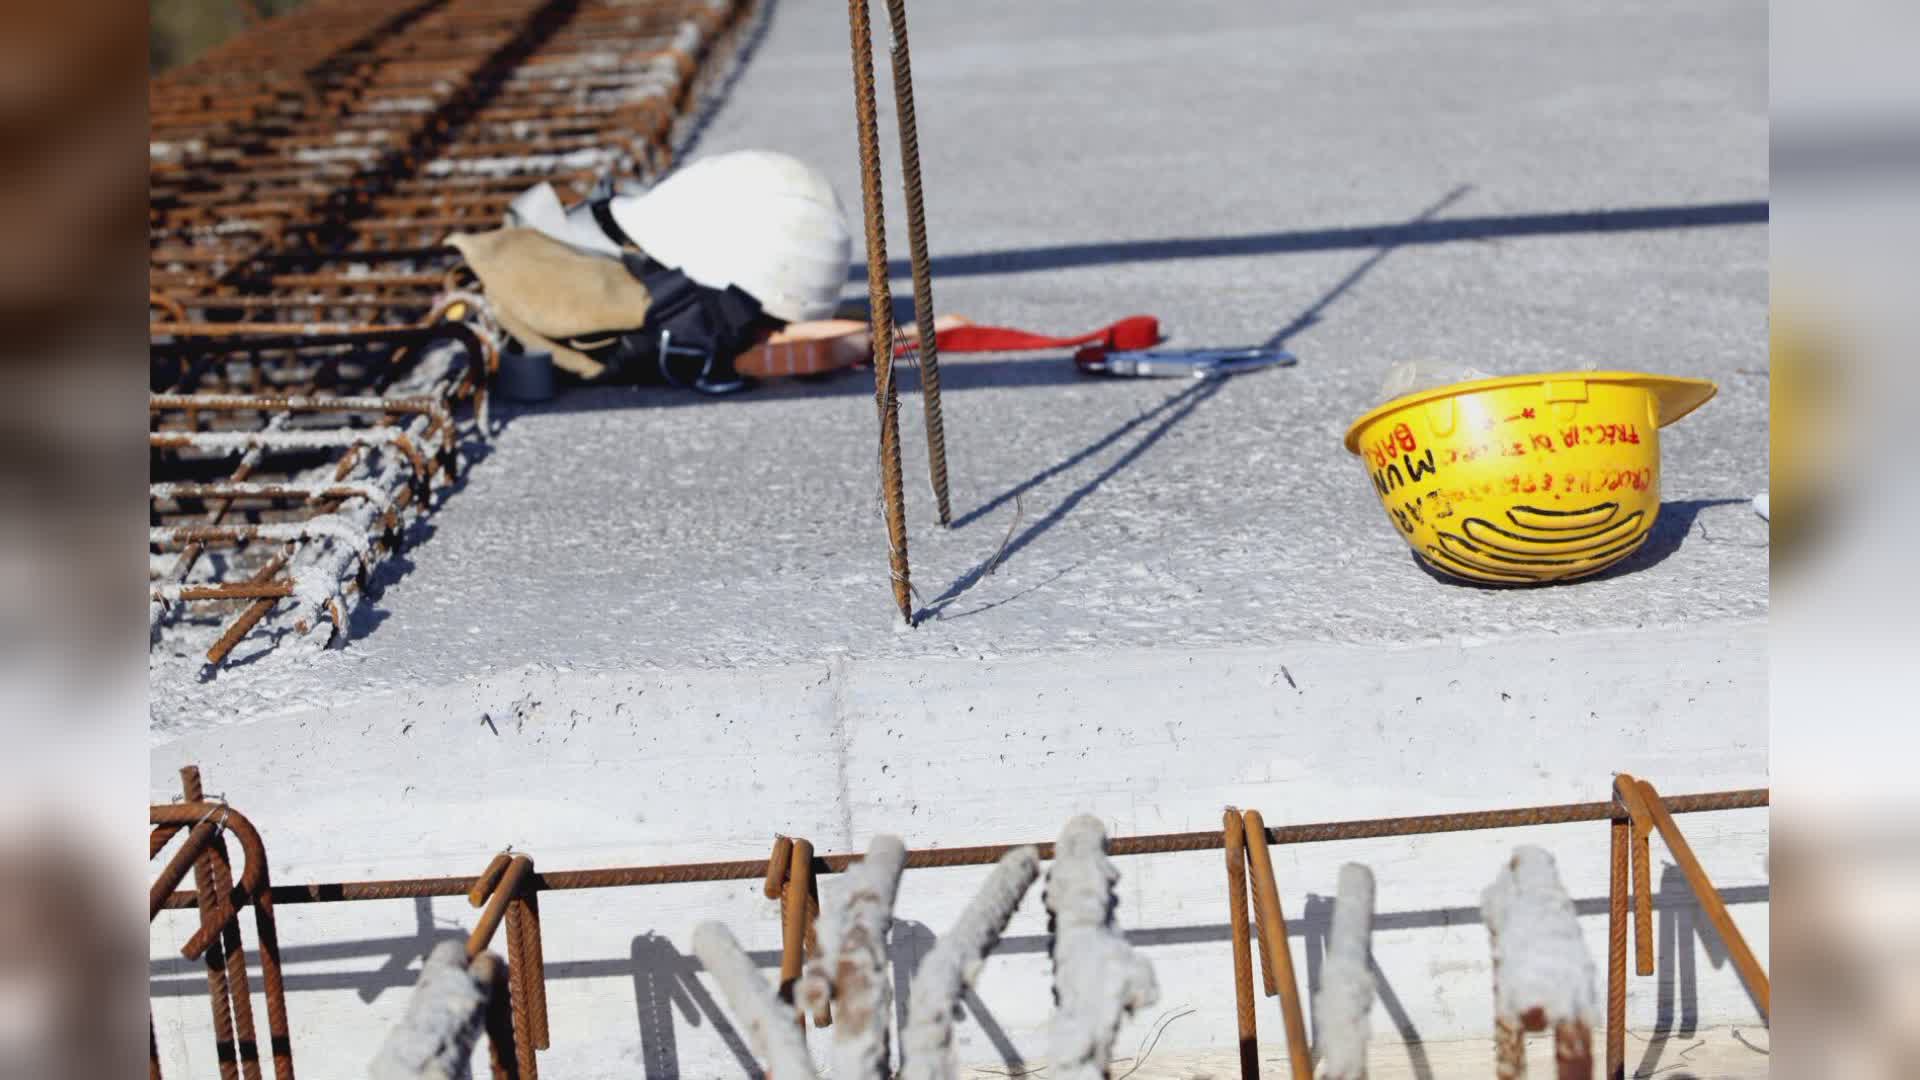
[894,315,1160,356]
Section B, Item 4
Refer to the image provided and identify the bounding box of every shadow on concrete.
[891,919,1028,1074]
[919,186,1478,617]
[167,896,463,1004]
[1589,497,1759,581]
[1632,864,1764,1080]
[488,193,1768,423]
[488,352,1104,428]
[1264,184,1472,347]
[1403,497,1752,588]
[149,884,1767,1074]
[917,376,1225,621]
[853,199,1770,283]
[1303,892,1436,1080]
[630,931,762,1080]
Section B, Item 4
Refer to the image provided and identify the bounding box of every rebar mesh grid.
[149,0,756,664]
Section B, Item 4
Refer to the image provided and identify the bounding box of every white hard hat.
[526,149,856,319]
[507,152,853,322]
[505,181,623,257]
[576,150,852,322]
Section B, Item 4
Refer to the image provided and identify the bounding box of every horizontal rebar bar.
[158,788,1767,910]
[150,581,295,602]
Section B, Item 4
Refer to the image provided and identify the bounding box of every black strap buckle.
[657,329,746,395]
[589,198,638,250]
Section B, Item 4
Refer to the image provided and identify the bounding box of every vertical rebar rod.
[1493,1015,1525,1080]
[506,890,549,1052]
[249,845,294,1080]
[846,0,913,623]
[1241,811,1312,1080]
[1606,817,1629,1080]
[1616,778,1655,977]
[1555,1020,1594,1080]
[1221,812,1260,1080]
[781,837,817,1022]
[186,777,264,1080]
[208,837,264,1080]
[484,955,520,1080]
[879,0,951,526]
[181,768,242,1080]
[504,899,540,1080]
[522,890,550,1050]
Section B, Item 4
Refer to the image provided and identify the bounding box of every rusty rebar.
[1606,817,1628,1080]
[1221,809,1259,1080]
[201,830,265,1080]
[483,954,521,1080]
[504,898,540,1080]
[158,582,296,602]
[1555,1020,1594,1080]
[208,837,265,1080]
[180,770,243,1080]
[845,0,913,623]
[1241,810,1311,1080]
[203,548,296,667]
[1614,776,1655,976]
[782,837,830,1028]
[1495,1016,1525,1080]
[162,788,1772,910]
[153,794,295,1079]
[252,863,295,1080]
[151,816,225,920]
[470,853,512,908]
[1629,778,1770,1017]
[764,835,794,899]
[467,855,533,959]
[153,823,184,859]
[149,780,1769,1075]
[152,413,281,633]
[517,889,551,1050]
[167,774,295,1080]
[880,0,951,526]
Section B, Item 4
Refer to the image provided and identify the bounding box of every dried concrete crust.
[1480,845,1598,1027]
[691,921,818,1080]
[1312,863,1378,1080]
[900,846,1042,1080]
[1045,815,1159,1080]
[799,834,908,1080]
[366,940,495,1080]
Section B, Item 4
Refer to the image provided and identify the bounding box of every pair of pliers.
[1074,344,1297,378]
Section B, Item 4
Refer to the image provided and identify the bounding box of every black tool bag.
[562,200,770,394]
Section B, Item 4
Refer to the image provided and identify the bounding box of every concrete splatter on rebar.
[1045,815,1160,1080]
[1481,846,1597,1080]
[1312,863,1377,1080]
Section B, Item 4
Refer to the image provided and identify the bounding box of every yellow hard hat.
[1343,371,1717,584]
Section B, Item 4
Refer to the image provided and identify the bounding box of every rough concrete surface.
[1015,1027,1771,1079]
[149,0,1767,731]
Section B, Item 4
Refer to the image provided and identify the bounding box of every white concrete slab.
[151,622,1768,1076]
[149,0,1769,731]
